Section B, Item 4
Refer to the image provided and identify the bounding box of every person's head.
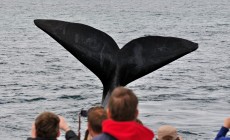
[35,112,60,138]
[107,86,138,121]
[157,125,182,140]
[87,106,107,137]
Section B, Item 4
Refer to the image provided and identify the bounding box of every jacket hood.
[102,119,154,140]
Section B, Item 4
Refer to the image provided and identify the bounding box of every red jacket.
[100,119,154,140]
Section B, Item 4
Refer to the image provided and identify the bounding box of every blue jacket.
[93,133,116,140]
[215,126,230,140]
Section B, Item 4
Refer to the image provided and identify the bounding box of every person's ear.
[106,108,111,119]
[57,130,60,137]
[87,122,90,129]
[31,123,36,138]
[88,121,95,137]
[135,109,139,118]
[88,122,92,132]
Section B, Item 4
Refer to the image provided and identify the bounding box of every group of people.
[27,87,230,140]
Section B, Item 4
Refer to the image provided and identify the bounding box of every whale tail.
[34,19,198,106]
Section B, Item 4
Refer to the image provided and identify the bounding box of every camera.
[80,109,88,117]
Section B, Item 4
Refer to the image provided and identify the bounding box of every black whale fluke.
[34,19,198,107]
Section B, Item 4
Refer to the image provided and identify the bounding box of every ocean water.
[0,0,229,139]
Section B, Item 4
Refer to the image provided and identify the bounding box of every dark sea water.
[0,0,229,139]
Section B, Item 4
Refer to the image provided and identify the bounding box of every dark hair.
[35,112,60,138]
[108,87,138,121]
[88,106,107,134]
[83,129,89,140]
[136,118,143,125]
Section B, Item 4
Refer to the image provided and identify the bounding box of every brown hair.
[108,87,138,121]
[35,112,60,138]
[83,129,89,140]
[136,118,143,125]
[88,106,107,134]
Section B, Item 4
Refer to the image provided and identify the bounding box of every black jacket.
[27,130,79,140]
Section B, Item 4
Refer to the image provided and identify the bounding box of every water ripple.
[0,0,230,140]
[58,95,85,100]
[181,130,199,136]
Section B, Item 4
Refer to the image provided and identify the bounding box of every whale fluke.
[34,19,198,106]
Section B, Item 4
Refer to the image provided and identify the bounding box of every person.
[84,106,107,140]
[157,125,182,140]
[93,86,154,140]
[27,111,79,140]
[88,106,107,138]
[215,117,230,140]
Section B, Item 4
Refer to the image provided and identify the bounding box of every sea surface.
[0,0,229,139]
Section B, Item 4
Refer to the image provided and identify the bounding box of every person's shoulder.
[93,133,116,140]
[26,138,45,140]
[65,130,79,140]
[216,138,230,140]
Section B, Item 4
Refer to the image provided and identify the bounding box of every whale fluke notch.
[34,19,198,106]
